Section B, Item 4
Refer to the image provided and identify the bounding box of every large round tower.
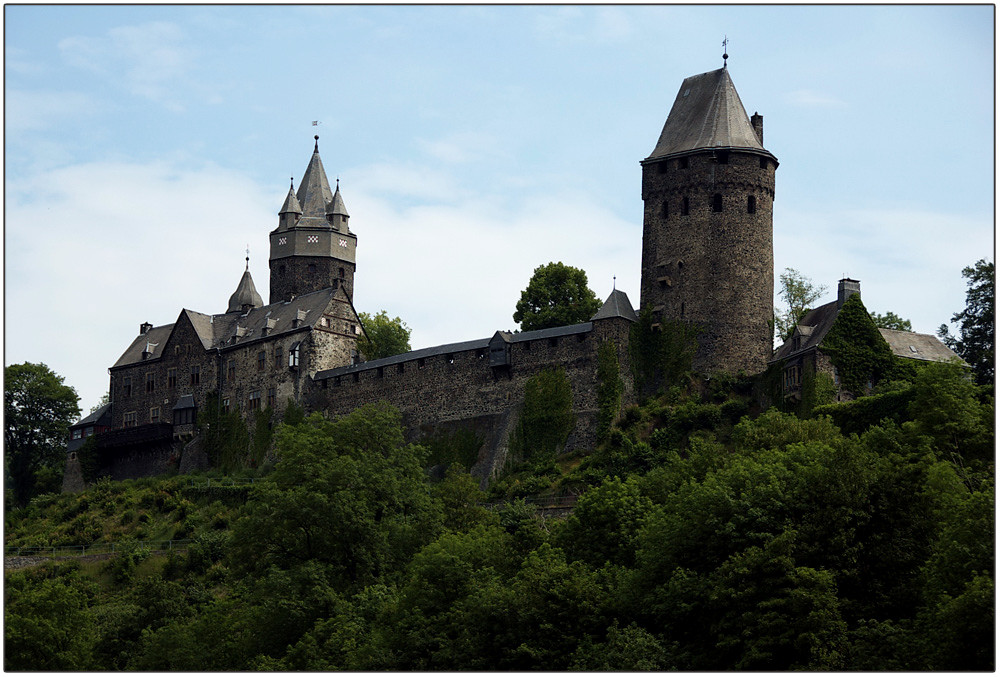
[639,65,777,375]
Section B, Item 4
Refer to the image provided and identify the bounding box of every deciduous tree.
[938,259,994,385]
[775,268,827,342]
[513,262,601,331]
[357,310,411,360]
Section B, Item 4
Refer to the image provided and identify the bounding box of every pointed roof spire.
[297,135,335,217]
[591,289,638,322]
[326,177,350,217]
[646,67,773,162]
[279,177,303,215]
[227,265,264,313]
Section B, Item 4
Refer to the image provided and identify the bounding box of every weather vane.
[722,35,729,67]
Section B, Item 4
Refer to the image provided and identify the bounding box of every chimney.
[751,112,764,145]
[140,322,152,335]
[837,278,861,309]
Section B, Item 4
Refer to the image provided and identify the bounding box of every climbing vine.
[596,341,624,441]
[820,295,896,397]
[628,310,699,395]
[510,367,575,462]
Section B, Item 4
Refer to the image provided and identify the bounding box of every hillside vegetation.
[5,361,994,670]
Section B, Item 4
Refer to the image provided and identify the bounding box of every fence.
[482,495,579,511]
[5,539,193,558]
[186,477,261,489]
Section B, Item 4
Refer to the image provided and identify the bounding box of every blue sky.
[4,5,994,412]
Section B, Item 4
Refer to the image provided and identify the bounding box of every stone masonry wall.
[641,150,775,375]
[308,317,634,482]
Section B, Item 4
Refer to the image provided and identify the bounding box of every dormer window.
[288,342,301,369]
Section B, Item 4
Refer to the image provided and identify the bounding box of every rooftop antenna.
[722,35,729,68]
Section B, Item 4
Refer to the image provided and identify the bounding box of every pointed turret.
[296,135,335,219]
[279,179,302,230]
[228,263,264,314]
[326,179,350,231]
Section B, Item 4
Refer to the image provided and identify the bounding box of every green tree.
[5,571,97,670]
[938,259,994,385]
[4,362,80,505]
[357,310,411,360]
[775,268,827,342]
[513,262,601,331]
[871,311,913,332]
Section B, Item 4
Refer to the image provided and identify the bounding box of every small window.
[716,150,729,164]
[524,341,531,352]
[275,347,283,368]
[190,365,200,386]
[84,426,94,437]
[308,263,317,273]
[339,267,345,278]
[446,354,455,365]
[257,351,266,371]
[680,302,685,316]
[712,193,723,212]
[681,196,689,216]
[167,368,177,389]
[123,411,137,428]
[289,343,301,368]
[222,398,230,414]
[123,377,132,397]
[72,429,83,440]
[759,157,768,169]
[150,407,160,424]
[249,391,261,411]
[377,367,384,378]
[145,373,155,393]
[548,337,559,348]
[397,363,405,374]
[417,358,425,369]
[267,388,276,408]
[747,195,757,214]
[657,161,668,174]
[476,348,487,359]
[678,157,689,169]
[661,201,669,218]
[227,359,236,381]
[279,265,286,275]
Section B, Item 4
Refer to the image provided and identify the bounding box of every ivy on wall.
[628,310,700,396]
[596,341,624,442]
[820,295,896,397]
[510,367,575,462]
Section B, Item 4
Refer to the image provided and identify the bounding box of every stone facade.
[639,66,778,375]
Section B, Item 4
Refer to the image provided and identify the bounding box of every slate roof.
[592,289,638,322]
[112,287,351,369]
[770,299,963,366]
[646,67,774,162]
[71,403,112,428]
[879,328,964,364]
[314,322,595,381]
[279,184,302,215]
[327,182,349,217]
[297,140,335,224]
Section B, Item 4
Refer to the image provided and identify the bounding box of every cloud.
[785,89,848,108]
[58,21,195,109]
[415,131,510,165]
[4,89,100,134]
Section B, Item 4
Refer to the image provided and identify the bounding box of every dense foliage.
[871,310,913,332]
[774,267,826,341]
[513,262,602,331]
[939,258,994,385]
[5,362,994,670]
[5,362,81,505]
[820,295,897,396]
[357,310,412,361]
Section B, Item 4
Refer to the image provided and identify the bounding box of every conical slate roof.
[592,289,638,322]
[327,181,349,217]
[279,183,302,215]
[647,67,769,161]
[296,137,335,217]
[227,268,264,313]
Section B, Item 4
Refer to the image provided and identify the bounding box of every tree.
[938,259,994,385]
[871,311,913,332]
[358,311,411,360]
[775,268,827,342]
[513,262,601,331]
[4,362,80,505]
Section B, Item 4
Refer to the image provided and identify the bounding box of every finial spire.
[613,275,616,290]
[722,35,729,67]
[245,244,250,271]
[314,135,319,153]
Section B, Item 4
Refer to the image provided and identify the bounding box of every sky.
[4,4,995,414]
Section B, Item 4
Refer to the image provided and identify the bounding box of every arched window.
[712,193,723,212]
[747,195,757,214]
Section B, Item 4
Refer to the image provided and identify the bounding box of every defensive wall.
[309,313,635,483]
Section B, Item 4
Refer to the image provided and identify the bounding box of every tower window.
[678,157,689,169]
[308,264,317,273]
[680,302,686,316]
[759,157,768,169]
[278,265,286,276]
[747,195,757,214]
[339,268,345,278]
[713,193,723,212]
[660,201,669,218]
[657,161,668,174]
[681,196,689,216]
[715,150,729,164]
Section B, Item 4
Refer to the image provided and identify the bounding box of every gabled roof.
[71,403,112,428]
[592,289,638,322]
[647,67,772,162]
[770,300,840,363]
[111,324,174,368]
[879,328,965,364]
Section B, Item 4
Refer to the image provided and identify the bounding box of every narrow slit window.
[712,193,723,212]
[681,196,689,216]
[747,195,757,214]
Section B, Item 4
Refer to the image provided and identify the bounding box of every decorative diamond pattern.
[307,235,319,243]
[278,237,287,245]
[339,239,348,248]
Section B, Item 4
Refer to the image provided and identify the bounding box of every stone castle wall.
[640,150,775,375]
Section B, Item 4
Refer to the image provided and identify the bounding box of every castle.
[63,61,957,489]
